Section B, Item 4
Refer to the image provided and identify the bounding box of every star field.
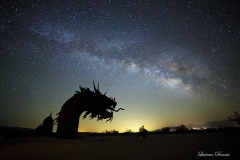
[0,0,239,132]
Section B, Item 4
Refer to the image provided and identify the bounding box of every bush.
[102,129,119,136]
[102,130,112,136]
[111,129,119,135]
[123,128,134,136]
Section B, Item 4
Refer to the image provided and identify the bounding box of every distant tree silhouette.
[138,125,148,138]
[162,127,170,134]
[228,111,240,126]
[174,124,188,133]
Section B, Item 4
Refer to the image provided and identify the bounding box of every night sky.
[1,0,239,132]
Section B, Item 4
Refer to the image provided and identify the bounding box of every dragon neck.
[62,92,93,114]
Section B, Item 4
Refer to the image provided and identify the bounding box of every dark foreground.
[0,133,239,160]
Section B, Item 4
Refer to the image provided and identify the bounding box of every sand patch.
[0,133,239,160]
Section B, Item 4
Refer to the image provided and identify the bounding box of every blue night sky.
[1,0,239,132]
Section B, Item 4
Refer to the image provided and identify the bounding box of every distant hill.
[187,120,238,128]
[153,120,238,132]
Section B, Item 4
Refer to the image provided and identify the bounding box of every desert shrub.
[111,129,119,135]
[102,129,119,136]
[162,127,170,135]
[123,128,134,136]
[138,125,148,138]
[102,130,112,136]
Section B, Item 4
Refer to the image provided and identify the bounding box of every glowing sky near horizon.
[0,0,239,132]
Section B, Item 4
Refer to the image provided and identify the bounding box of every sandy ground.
[0,133,239,160]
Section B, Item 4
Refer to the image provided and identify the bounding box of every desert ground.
[0,133,239,160]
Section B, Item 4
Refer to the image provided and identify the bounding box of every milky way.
[1,0,239,132]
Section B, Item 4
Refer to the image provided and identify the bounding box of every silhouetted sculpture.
[35,124,42,135]
[55,81,124,139]
[35,113,54,136]
[41,113,54,136]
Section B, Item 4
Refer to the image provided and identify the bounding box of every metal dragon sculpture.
[54,81,124,139]
[35,113,54,136]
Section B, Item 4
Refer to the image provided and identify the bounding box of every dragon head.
[80,81,124,122]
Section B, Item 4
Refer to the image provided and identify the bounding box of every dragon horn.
[93,80,97,92]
